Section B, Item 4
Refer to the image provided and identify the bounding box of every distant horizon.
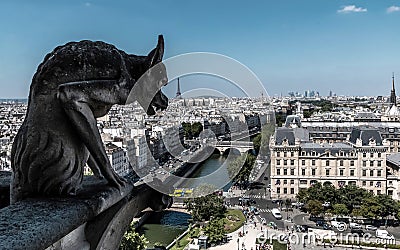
[1,1,399,98]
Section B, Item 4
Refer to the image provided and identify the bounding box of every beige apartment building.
[269,125,396,200]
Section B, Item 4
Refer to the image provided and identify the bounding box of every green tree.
[227,153,257,185]
[191,122,203,137]
[332,203,349,216]
[306,200,323,216]
[275,114,285,127]
[303,110,313,118]
[296,188,309,203]
[185,193,226,222]
[359,196,382,219]
[204,219,226,244]
[338,185,371,212]
[182,122,192,138]
[252,133,261,153]
[120,221,148,250]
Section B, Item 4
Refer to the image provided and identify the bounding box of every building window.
[378,152,381,157]
[363,153,367,158]
[290,159,295,165]
[326,160,330,166]
[290,188,295,194]
[312,160,315,166]
[290,180,295,185]
[362,170,366,176]
[362,181,366,186]
[350,160,354,166]
[277,152,280,157]
[349,181,356,186]
[350,169,355,176]
[370,161,374,167]
[277,188,280,193]
[283,180,288,184]
[284,188,287,194]
[326,169,330,176]
[284,152,287,157]
[277,169,281,175]
[302,160,305,165]
[370,153,374,158]
[300,180,307,184]
[377,161,382,167]
[312,169,316,175]
[276,159,280,165]
[301,169,306,175]
[370,170,374,177]
[363,161,367,167]
[377,190,381,195]
[291,152,294,157]
[284,160,287,165]
[377,170,382,177]
[290,169,295,175]
[339,169,344,176]
[370,181,374,186]
[284,169,288,175]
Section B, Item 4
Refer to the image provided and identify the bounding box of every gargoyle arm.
[57,80,126,189]
[87,154,103,179]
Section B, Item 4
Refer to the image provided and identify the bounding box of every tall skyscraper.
[390,73,396,105]
[176,77,182,99]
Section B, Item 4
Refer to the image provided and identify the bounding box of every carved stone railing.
[0,171,171,250]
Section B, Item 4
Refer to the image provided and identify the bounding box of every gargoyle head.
[131,35,169,115]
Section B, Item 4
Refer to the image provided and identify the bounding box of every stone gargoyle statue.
[10,35,168,204]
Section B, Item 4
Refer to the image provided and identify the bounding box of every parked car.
[349,223,362,229]
[297,225,310,232]
[322,201,331,207]
[271,208,282,220]
[322,223,331,230]
[376,229,395,240]
[351,229,365,236]
[365,225,378,231]
[316,220,325,227]
[267,221,278,229]
[331,220,347,230]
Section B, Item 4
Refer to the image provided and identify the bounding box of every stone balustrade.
[0,171,172,250]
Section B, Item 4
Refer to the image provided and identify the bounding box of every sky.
[0,0,400,98]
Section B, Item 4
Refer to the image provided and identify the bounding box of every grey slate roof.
[354,112,378,119]
[349,126,383,146]
[300,142,353,154]
[275,127,309,145]
[387,153,400,167]
[285,115,302,128]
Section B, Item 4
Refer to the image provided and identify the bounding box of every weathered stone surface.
[0,171,10,208]
[0,175,172,250]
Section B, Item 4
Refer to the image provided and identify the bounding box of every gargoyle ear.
[147,35,164,67]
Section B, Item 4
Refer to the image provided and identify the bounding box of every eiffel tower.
[176,77,182,99]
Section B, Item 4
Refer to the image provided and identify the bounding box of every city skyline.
[0,1,400,98]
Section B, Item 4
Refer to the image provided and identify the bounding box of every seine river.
[139,154,235,247]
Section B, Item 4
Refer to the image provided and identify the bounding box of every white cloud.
[387,6,400,13]
[85,2,91,7]
[337,5,367,13]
